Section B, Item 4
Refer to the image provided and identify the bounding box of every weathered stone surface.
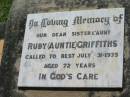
[18,8,124,88]
[0,0,130,97]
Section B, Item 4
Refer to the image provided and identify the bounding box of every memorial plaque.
[18,8,124,88]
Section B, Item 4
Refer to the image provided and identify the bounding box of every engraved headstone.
[18,8,124,88]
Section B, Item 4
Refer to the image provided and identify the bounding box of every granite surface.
[0,0,130,97]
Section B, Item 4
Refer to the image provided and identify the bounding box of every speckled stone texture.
[0,0,130,97]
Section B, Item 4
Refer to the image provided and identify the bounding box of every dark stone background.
[0,0,130,97]
[0,22,5,39]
